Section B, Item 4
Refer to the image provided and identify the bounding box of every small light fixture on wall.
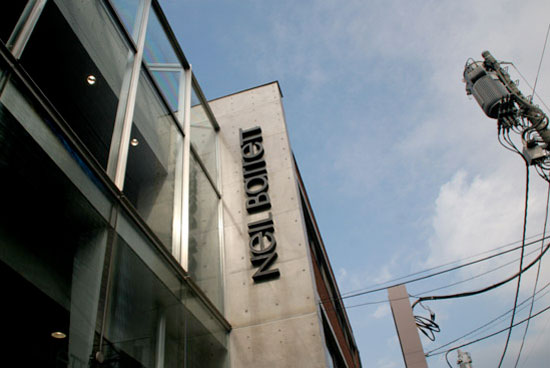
[86,75,96,85]
[51,331,67,339]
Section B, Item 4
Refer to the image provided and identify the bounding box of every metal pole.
[457,349,473,368]
[388,285,428,368]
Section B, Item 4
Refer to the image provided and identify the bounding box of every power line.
[331,234,550,304]
[429,302,550,367]
[413,245,542,297]
[514,181,550,367]
[410,240,550,308]
[320,234,550,309]
[505,63,550,114]
[342,245,544,311]
[519,308,550,367]
[514,25,550,366]
[341,233,545,298]
[425,280,550,357]
[530,23,550,102]
[498,165,530,367]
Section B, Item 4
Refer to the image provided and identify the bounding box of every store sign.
[240,126,280,282]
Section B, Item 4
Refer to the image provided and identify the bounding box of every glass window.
[110,0,145,42]
[123,70,183,250]
[0,94,108,367]
[143,7,184,118]
[20,0,134,169]
[0,70,227,368]
[0,0,28,44]
[106,234,227,368]
[189,153,223,311]
[190,86,218,184]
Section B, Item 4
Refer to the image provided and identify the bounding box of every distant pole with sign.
[457,349,473,368]
[388,285,428,368]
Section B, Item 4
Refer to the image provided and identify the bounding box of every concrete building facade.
[211,83,361,367]
[0,1,361,367]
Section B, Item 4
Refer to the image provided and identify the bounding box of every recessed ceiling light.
[87,75,96,85]
[51,331,66,339]
[130,138,139,146]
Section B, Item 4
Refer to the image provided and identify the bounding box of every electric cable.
[415,301,440,341]
[497,164,529,368]
[519,308,550,367]
[506,63,550,114]
[530,23,550,102]
[320,233,550,309]
[333,233,550,304]
[499,127,521,154]
[410,239,550,309]
[425,280,550,357]
[343,246,545,311]
[340,232,544,298]
[415,315,440,341]
[433,302,550,367]
[514,181,550,367]
[413,244,542,297]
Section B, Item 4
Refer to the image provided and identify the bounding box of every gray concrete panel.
[210,82,328,367]
[210,83,282,117]
[225,257,317,327]
[229,312,326,368]
[223,209,310,275]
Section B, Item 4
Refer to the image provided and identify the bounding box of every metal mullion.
[215,115,225,312]
[102,0,139,54]
[191,74,220,131]
[9,0,47,59]
[148,63,181,71]
[171,69,186,264]
[150,0,190,70]
[190,144,221,199]
[112,0,151,189]
[180,67,193,270]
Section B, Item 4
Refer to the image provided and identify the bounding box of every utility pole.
[463,50,550,178]
[388,285,428,368]
[457,349,473,368]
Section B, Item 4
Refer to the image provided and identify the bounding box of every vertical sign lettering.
[240,126,280,281]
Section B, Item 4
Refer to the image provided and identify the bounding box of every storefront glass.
[0,1,228,365]
[0,74,108,367]
[191,85,218,185]
[143,6,183,119]
[124,70,182,251]
[189,153,223,311]
[0,70,227,367]
[20,0,134,170]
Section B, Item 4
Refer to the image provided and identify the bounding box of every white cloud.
[372,304,390,319]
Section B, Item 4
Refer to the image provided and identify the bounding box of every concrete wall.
[210,82,328,367]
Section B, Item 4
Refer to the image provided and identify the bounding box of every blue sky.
[161,0,550,366]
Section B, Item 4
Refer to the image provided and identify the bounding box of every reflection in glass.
[0,101,107,367]
[0,0,27,44]
[124,71,182,250]
[189,153,223,311]
[143,7,183,116]
[110,0,144,42]
[106,235,227,368]
[20,0,134,169]
[190,86,218,183]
